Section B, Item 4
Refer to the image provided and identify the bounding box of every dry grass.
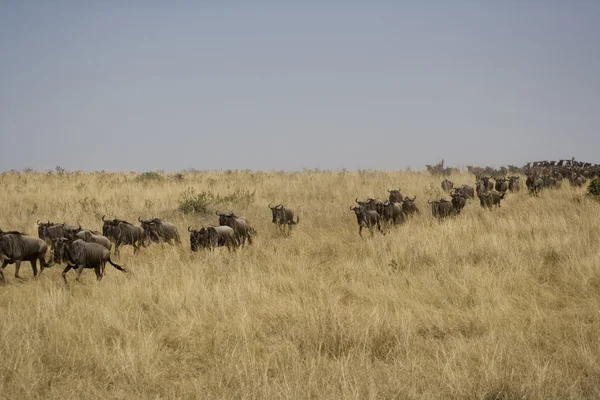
[1,169,599,399]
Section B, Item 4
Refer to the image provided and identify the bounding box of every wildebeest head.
[62,223,82,240]
[216,210,236,226]
[52,237,73,264]
[388,189,403,203]
[138,217,162,243]
[268,203,285,224]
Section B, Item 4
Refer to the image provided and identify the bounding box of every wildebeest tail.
[108,258,127,272]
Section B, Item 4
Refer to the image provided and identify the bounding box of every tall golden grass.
[1,169,599,399]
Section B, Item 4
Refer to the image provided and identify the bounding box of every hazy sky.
[1,1,599,172]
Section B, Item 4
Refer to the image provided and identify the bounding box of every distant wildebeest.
[495,177,509,193]
[479,190,505,209]
[508,176,521,192]
[381,201,405,226]
[62,224,112,251]
[569,173,586,188]
[53,238,127,285]
[189,225,236,251]
[0,230,52,281]
[268,204,299,234]
[138,217,181,245]
[350,205,382,237]
[388,189,403,203]
[216,211,254,246]
[401,196,420,217]
[37,220,78,247]
[101,216,146,255]
[450,190,467,215]
[441,179,454,193]
[525,174,544,196]
[428,199,454,219]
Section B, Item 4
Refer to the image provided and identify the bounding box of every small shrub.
[136,171,163,182]
[587,177,600,197]
[177,188,256,215]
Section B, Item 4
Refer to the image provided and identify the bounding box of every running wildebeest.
[189,225,236,251]
[100,216,146,254]
[53,238,127,285]
[216,211,254,246]
[401,196,420,217]
[429,199,454,219]
[62,224,112,251]
[457,185,475,199]
[381,201,405,225]
[37,220,78,247]
[479,190,505,209]
[0,230,52,281]
[268,203,299,234]
[138,217,181,245]
[350,205,382,237]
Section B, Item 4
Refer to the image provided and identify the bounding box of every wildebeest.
[508,176,521,192]
[53,238,126,284]
[189,225,236,251]
[216,211,254,246]
[479,190,505,209]
[401,196,420,217]
[525,174,544,196]
[388,189,403,203]
[450,190,467,215]
[349,205,382,237]
[495,178,509,193]
[457,185,475,199]
[441,179,454,193]
[100,216,146,254]
[356,198,386,216]
[428,199,454,219]
[0,230,52,281]
[268,204,299,234]
[481,176,495,191]
[62,224,112,251]
[138,217,181,245]
[381,201,405,225]
[37,220,78,247]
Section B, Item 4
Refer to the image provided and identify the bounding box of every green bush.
[136,171,163,182]
[178,188,256,215]
[587,177,600,197]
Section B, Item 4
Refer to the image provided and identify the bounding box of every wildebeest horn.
[355,198,360,203]
[77,223,81,230]
[410,196,416,201]
[215,210,221,215]
[36,220,40,225]
[102,215,106,222]
[138,216,142,222]
[188,226,192,232]
[428,200,433,204]
[350,205,355,210]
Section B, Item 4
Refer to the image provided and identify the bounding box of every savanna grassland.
[1,169,599,400]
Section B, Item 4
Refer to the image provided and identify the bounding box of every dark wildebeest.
[349,205,382,237]
[495,178,509,193]
[388,189,403,204]
[189,225,236,251]
[458,185,475,199]
[0,230,52,281]
[138,217,181,245]
[216,211,254,246]
[428,199,454,219]
[381,201,405,226]
[62,224,112,251]
[450,190,467,215]
[441,179,454,193]
[479,190,505,209]
[401,196,420,217]
[101,216,146,255]
[268,204,299,234]
[481,176,495,191]
[526,174,544,196]
[53,238,126,285]
[37,220,78,247]
[508,176,521,192]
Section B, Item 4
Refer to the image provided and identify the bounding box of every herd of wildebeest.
[0,159,597,285]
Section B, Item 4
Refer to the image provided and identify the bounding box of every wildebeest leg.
[75,264,85,282]
[62,264,73,285]
[0,260,6,281]
[14,260,24,280]
[30,260,39,278]
[358,225,364,238]
[95,264,104,281]
[247,233,253,245]
[114,242,121,256]
[133,244,140,254]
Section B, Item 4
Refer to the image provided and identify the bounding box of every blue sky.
[1,1,598,171]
